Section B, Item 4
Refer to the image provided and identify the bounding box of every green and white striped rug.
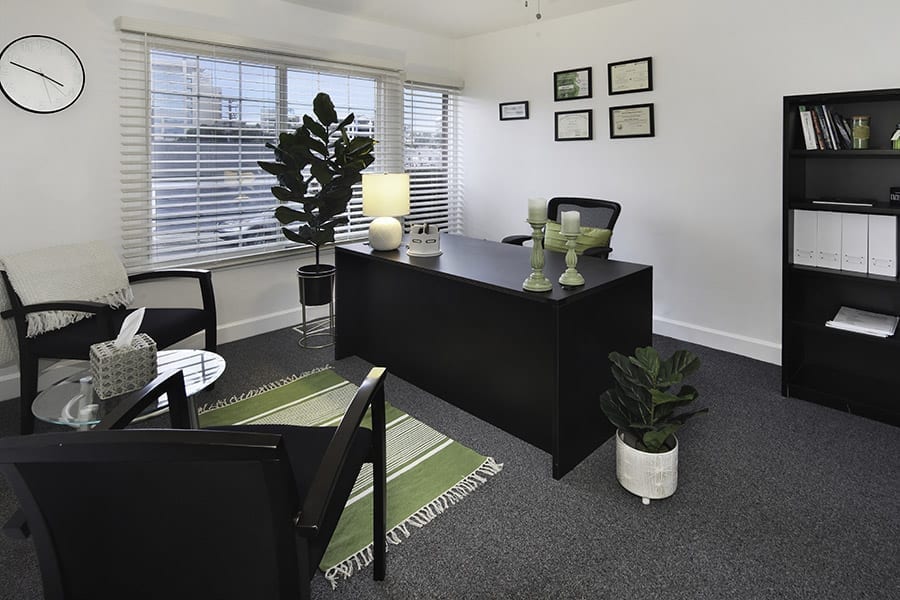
[196,367,503,586]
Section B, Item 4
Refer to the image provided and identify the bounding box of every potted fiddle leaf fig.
[258,92,375,305]
[599,346,707,504]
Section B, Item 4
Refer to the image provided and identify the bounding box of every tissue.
[89,309,158,399]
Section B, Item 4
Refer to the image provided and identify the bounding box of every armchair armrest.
[501,235,532,246]
[97,370,190,431]
[128,269,216,319]
[296,367,387,537]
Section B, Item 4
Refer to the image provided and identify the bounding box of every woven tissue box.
[89,333,158,399]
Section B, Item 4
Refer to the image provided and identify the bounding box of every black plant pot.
[298,264,336,307]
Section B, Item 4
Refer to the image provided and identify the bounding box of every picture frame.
[499,101,529,121]
[555,109,593,141]
[607,57,653,95]
[609,103,655,139]
[553,67,592,102]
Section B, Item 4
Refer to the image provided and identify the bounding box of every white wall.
[460,0,900,364]
[0,0,459,398]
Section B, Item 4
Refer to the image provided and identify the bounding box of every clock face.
[0,35,85,113]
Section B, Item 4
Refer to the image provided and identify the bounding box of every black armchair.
[1,267,216,434]
[502,196,622,259]
[0,366,388,600]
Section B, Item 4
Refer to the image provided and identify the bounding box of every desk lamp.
[362,173,410,251]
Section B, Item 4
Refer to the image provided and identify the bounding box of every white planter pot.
[615,430,678,504]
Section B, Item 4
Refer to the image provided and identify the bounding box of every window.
[404,83,463,234]
[120,30,460,269]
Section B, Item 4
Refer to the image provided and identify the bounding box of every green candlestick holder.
[522,219,552,292]
[558,232,585,287]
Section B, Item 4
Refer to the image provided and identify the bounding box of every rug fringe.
[195,366,332,414]
[323,456,504,588]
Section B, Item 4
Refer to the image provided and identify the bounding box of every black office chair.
[0,367,388,600]
[502,197,622,258]
[1,267,217,435]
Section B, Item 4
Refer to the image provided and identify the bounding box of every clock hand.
[9,61,64,87]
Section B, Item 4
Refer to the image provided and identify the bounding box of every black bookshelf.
[782,88,900,427]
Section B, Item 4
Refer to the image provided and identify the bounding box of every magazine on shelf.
[825,306,899,338]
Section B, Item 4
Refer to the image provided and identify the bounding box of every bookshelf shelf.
[788,201,900,217]
[782,88,900,427]
[789,149,900,158]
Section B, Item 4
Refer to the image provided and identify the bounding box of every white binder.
[868,215,897,277]
[815,211,841,269]
[841,213,868,273]
[792,210,817,266]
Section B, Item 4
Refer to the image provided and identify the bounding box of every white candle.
[528,197,546,221]
[561,210,581,235]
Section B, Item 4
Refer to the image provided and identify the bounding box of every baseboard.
[653,315,781,365]
[0,305,324,403]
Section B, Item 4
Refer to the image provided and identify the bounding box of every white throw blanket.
[0,242,134,367]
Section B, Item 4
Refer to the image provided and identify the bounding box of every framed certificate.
[609,103,654,139]
[553,67,592,101]
[499,101,529,121]
[555,109,593,141]
[607,57,653,95]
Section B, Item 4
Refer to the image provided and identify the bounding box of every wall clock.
[0,35,85,113]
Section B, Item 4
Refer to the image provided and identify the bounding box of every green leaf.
[311,226,335,246]
[274,205,310,224]
[281,225,315,247]
[346,135,375,155]
[600,390,633,434]
[310,162,334,186]
[336,113,355,130]
[630,347,661,384]
[642,425,680,453]
[303,115,328,142]
[271,186,300,204]
[313,92,338,126]
[649,386,698,407]
[257,161,288,177]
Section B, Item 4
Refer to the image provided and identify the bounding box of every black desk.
[335,235,652,478]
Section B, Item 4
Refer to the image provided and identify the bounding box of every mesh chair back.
[548,197,621,230]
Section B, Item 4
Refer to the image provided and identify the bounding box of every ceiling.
[284,0,633,39]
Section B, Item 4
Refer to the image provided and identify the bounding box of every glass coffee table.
[32,349,226,430]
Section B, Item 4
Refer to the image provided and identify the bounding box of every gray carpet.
[1,329,898,599]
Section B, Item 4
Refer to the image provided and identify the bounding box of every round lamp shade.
[362,173,410,217]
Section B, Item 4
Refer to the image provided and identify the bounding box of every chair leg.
[371,388,387,581]
[204,324,217,353]
[18,356,38,435]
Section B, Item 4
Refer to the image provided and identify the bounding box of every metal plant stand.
[297,265,335,349]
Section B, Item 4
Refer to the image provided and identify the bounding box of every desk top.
[337,234,651,302]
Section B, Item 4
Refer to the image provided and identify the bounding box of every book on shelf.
[814,105,837,149]
[832,112,853,149]
[825,306,899,338]
[798,105,818,150]
[809,107,826,149]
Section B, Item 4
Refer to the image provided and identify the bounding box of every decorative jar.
[851,115,870,149]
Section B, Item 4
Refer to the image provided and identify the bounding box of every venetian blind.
[404,82,463,233]
[119,30,404,269]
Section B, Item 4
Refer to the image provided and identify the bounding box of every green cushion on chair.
[544,221,612,254]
